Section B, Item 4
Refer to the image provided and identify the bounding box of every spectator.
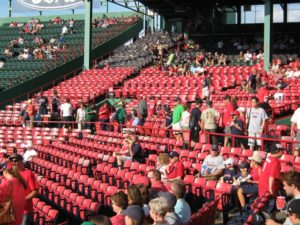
[69,18,74,34]
[158,191,182,225]
[98,102,110,131]
[202,72,211,99]
[147,169,168,193]
[189,99,202,148]
[123,205,145,225]
[170,180,191,224]
[166,151,185,181]
[200,144,225,180]
[85,102,96,132]
[61,25,68,35]
[0,161,27,225]
[276,78,288,90]
[36,92,48,116]
[137,184,150,217]
[230,110,244,148]
[116,102,127,129]
[248,68,257,93]
[172,97,184,142]
[26,99,36,128]
[76,102,85,132]
[131,109,142,126]
[237,107,246,124]
[246,96,268,151]
[236,153,262,208]
[51,90,60,115]
[240,79,249,93]
[83,215,112,225]
[200,100,219,144]
[111,191,128,225]
[291,106,300,156]
[180,103,191,144]
[259,144,282,197]
[258,96,272,117]
[220,158,236,184]
[60,98,73,129]
[286,199,300,225]
[9,154,39,225]
[22,142,38,163]
[257,81,269,102]
[156,153,171,182]
[127,185,143,207]
[265,171,300,225]
[137,96,148,125]
[222,95,235,147]
[149,197,170,225]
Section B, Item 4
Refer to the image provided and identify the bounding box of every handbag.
[0,181,16,224]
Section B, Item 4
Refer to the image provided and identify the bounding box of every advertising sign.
[17,0,85,10]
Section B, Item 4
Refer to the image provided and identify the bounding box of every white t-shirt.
[77,108,85,121]
[203,154,225,173]
[23,149,38,162]
[181,111,190,127]
[62,26,68,34]
[291,108,300,129]
[60,103,72,117]
[246,107,268,133]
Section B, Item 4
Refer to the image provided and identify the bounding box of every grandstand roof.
[139,0,300,19]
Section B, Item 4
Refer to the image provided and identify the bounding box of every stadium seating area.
[0,13,300,225]
[0,16,140,90]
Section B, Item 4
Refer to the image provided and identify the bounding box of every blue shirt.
[174,199,191,224]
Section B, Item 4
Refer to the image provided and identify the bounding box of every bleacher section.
[0,16,141,91]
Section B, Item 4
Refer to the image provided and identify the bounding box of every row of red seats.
[32,198,60,225]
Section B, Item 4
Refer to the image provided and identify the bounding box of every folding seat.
[105,186,118,205]
[183,175,194,193]
[180,149,189,161]
[91,181,108,203]
[78,198,93,220]
[203,180,217,200]
[201,144,212,153]
[65,192,79,213]
[220,146,230,159]
[129,162,140,172]
[196,152,208,163]
[107,167,119,185]
[241,149,253,161]
[229,147,242,159]
[183,161,192,174]
[191,163,202,175]
[44,209,59,225]
[214,183,233,212]
[280,154,295,166]
[193,177,207,197]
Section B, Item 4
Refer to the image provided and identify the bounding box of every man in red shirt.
[222,95,235,147]
[98,102,110,131]
[147,169,168,193]
[166,151,185,182]
[10,153,39,225]
[258,144,282,197]
[257,82,269,102]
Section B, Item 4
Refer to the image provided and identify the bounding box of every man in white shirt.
[60,98,73,129]
[291,107,300,156]
[246,96,268,151]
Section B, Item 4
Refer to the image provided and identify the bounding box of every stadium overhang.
[138,0,300,19]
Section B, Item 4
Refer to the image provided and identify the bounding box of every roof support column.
[84,0,93,70]
[263,0,273,71]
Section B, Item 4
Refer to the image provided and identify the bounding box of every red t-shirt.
[27,104,35,117]
[222,102,234,127]
[98,106,110,120]
[110,214,125,225]
[257,87,269,102]
[250,166,262,182]
[166,161,185,179]
[258,156,281,197]
[20,169,39,213]
[151,180,168,192]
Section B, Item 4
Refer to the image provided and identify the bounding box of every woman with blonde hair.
[156,153,170,182]
[0,161,27,225]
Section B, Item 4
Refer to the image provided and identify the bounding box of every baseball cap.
[237,107,245,113]
[248,153,263,164]
[224,158,234,165]
[287,199,300,214]
[122,205,144,221]
[230,111,239,116]
[211,144,219,151]
[1,161,13,171]
[206,100,212,106]
[169,151,179,158]
[157,191,177,209]
[224,95,231,100]
[239,161,250,169]
[9,153,23,162]
[174,97,181,102]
